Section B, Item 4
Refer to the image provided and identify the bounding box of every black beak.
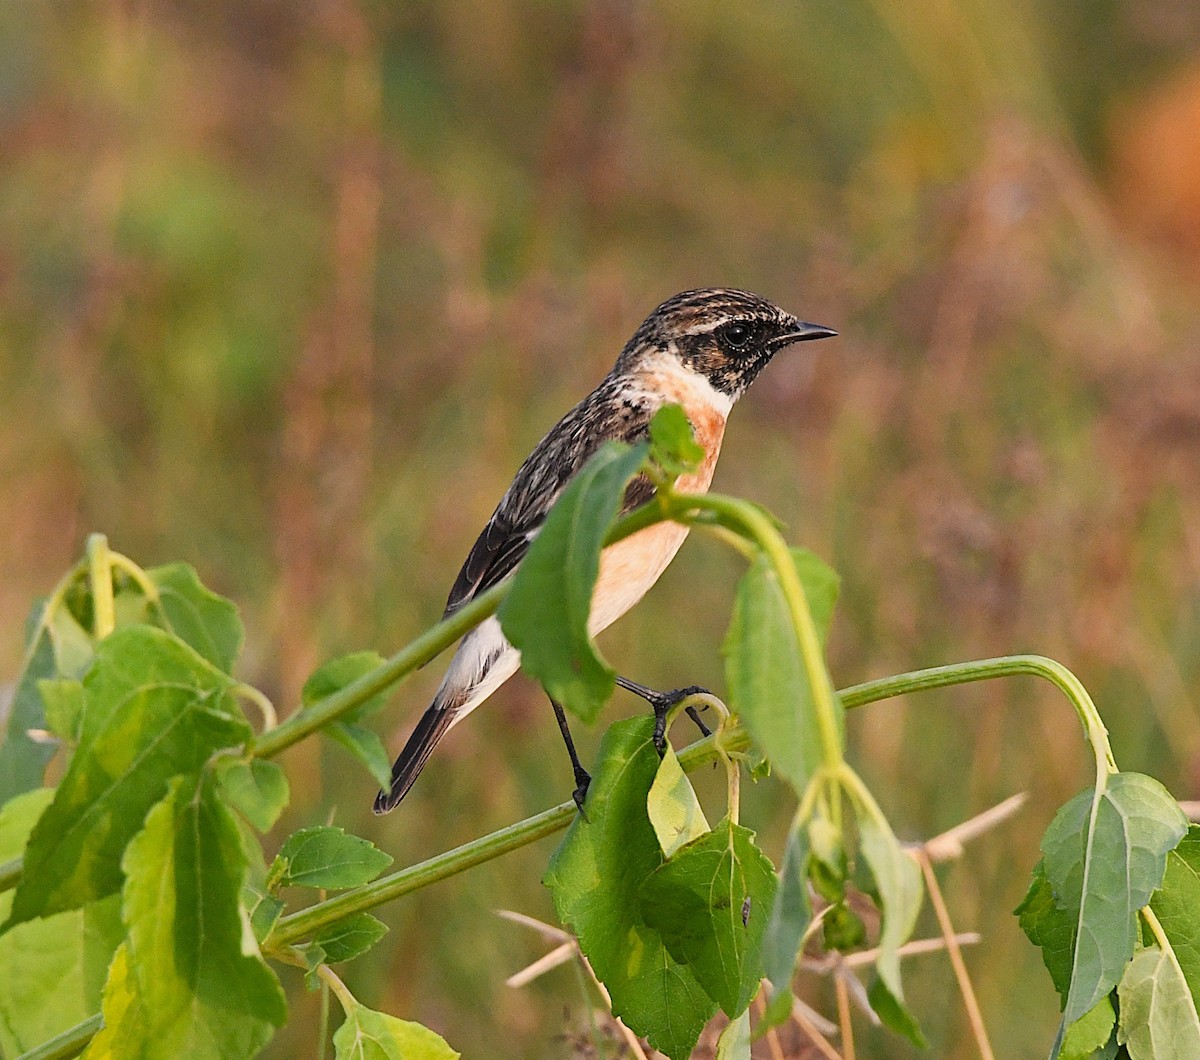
[770,321,838,349]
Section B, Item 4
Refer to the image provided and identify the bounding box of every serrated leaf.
[1150,825,1200,1010]
[327,722,394,791]
[146,563,244,674]
[856,801,924,1044]
[0,600,93,805]
[276,826,393,890]
[1061,996,1116,1060]
[640,816,777,1017]
[311,913,389,964]
[760,823,812,1031]
[1017,858,1077,1005]
[545,716,717,1060]
[0,895,122,1055]
[499,442,647,723]
[648,403,704,477]
[119,773,286,1056]
[1117,945,1200,1059]
[85,943,145,1058]
[302,651,390,723]
[1042,774,1188,1026]
[647,742,710,858]
[715,1008,751,1059]
[216,758,290,833]
[723,549,841,794]
[332,997,459,1060]
[6,627,251,927]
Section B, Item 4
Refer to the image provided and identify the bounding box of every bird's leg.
[614,676,713,753]
[549,695,591,814]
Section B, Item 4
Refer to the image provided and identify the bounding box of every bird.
[373,288,836,815]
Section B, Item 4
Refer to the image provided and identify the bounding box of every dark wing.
[442,376,656,619]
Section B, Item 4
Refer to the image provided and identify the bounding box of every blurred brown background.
[3,0,1200,1056]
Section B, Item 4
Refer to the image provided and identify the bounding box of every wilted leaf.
[715,1008,751,1060]
[857,803,924,1046]
[647,743,710,858]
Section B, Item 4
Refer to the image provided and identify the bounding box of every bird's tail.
[373,699,456,814]
[373,617,520,814]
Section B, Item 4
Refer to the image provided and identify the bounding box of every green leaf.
[0,786,120,1054]
[646,742,710,858]
[715,1008,752,1060]
[5,627,251,927]
[0,895,122,1055]
[856,800,924,1045]
[275,826,393,890]
[1117,945,1200,1059]
[640,816,776,1017]
[723,549,841,794]
[311,912,389,964]
[119,773,286,1056]
[1150,825,1200,1010]
[499,441,648,723]
[327,722,395,791]
[86,943,146,1058]
[760,823,812,1031]
[0,600,93,805]
[216,758,290,833]
[245,886,285,942]
[39,677,86,743]
[1060,996,1116,1060]
[332,997,459,1060]
[545,716,717,1060]
[302,651,390,723]
[1042,774,1188,1026]
[1016,858,1077,1005]
[146,562,244,674]
[648,403,704,477]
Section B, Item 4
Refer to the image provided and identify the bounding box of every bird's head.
[618,288,836,400]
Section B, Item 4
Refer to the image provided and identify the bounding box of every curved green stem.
[86,534,115,640]
[837,654,1118,782]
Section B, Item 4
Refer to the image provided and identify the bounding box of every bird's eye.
[718,322,753,350]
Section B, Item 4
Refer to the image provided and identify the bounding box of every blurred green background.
[3,0,1200,1056]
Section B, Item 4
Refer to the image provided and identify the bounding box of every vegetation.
[2,2,1200,1056]
[0,411,1195,1058]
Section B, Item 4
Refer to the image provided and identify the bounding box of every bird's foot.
[572,765,591,819]
[649,685,712,754]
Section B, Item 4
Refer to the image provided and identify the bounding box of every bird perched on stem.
[374,288,835,815]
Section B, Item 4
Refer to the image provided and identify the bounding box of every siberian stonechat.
[374,288,835,814]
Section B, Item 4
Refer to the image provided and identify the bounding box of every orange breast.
[588,384,727,636]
